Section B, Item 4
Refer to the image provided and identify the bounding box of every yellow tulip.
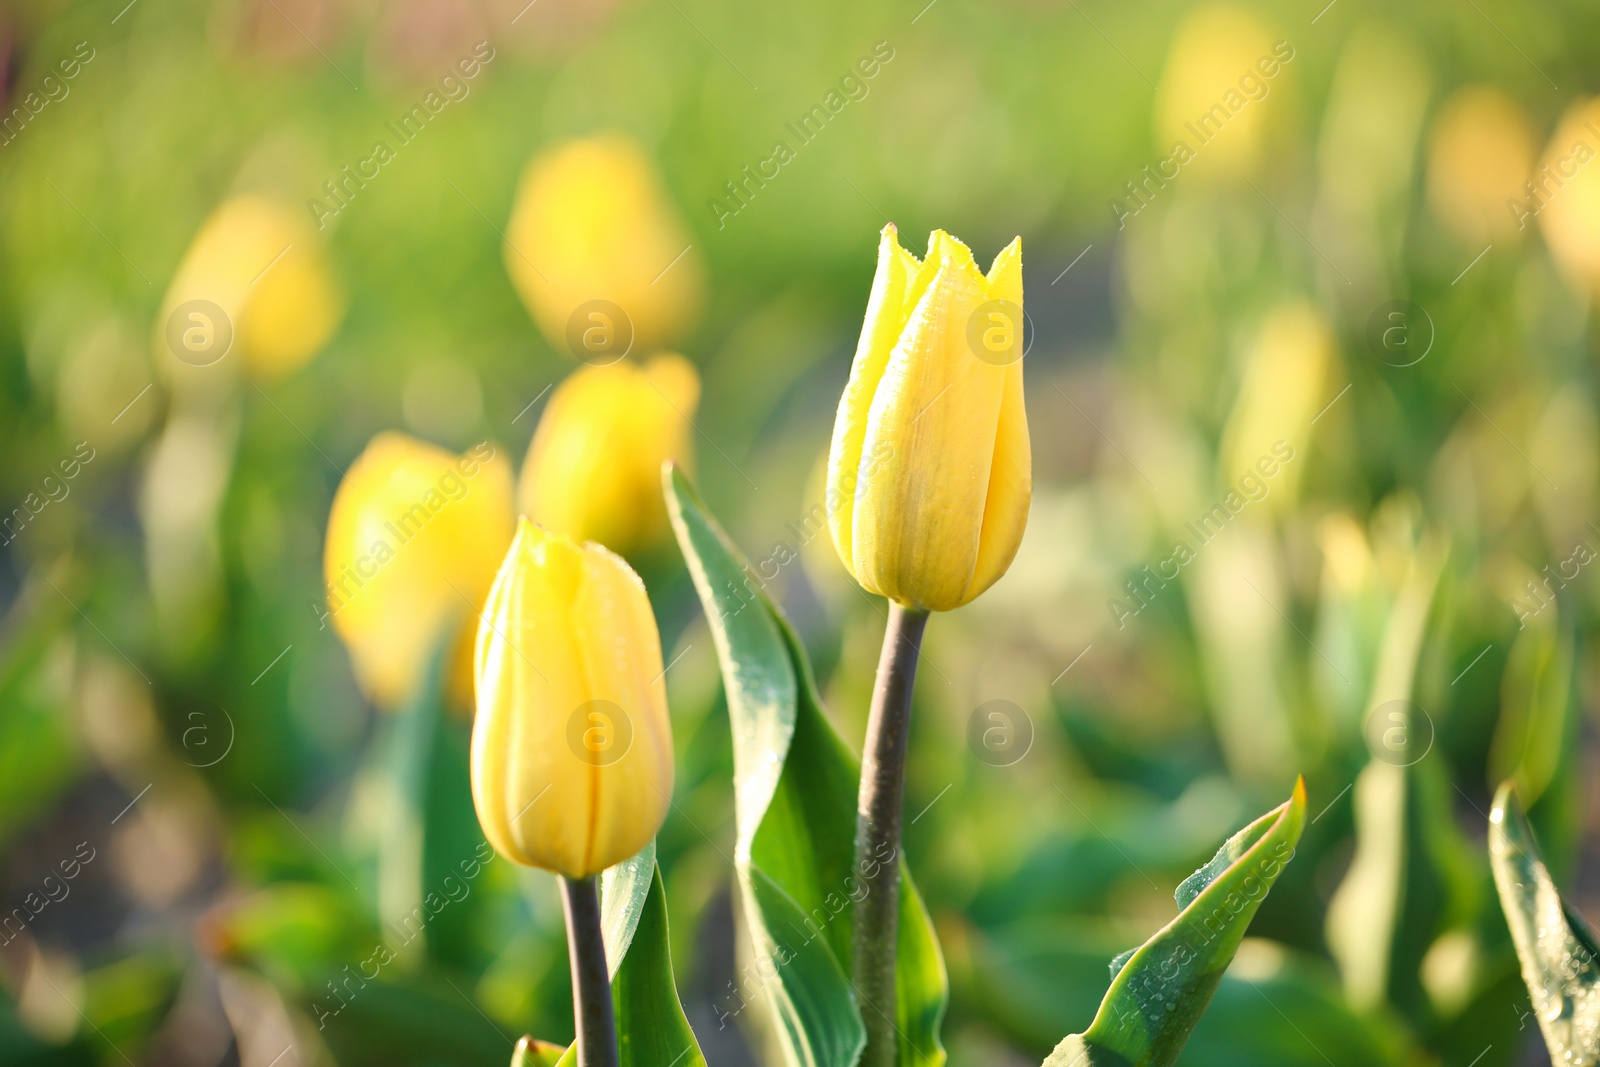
[504,135,703,358]
[157,196,342,380]
[519,354,698,556]
[471,520,673,877]
[323,433,514,710]
[1537,97,1600,293]
[826,226,1030,613]
[1426,85,1536,245]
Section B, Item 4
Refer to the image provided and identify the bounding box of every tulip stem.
[559,876,618,1067]
[851,602,930,1067]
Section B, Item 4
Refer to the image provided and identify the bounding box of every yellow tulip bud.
[504,135,703,358]
[826,226,1031,612]
[157,196,342,380]
[1537,97,1600,293]
[518,354,699,556]
[471,520,673,877]
[1426,85,1536,245]
[324,433,514,710]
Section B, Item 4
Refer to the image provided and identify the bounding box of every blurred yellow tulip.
[157,196,343,380]
[1426,85,1536,245]
[1154,5,1287,181]
[1536,97,1600,292]
[826,225,1030,613]
[504,135,703,358]
[518,354,699,556]
[471,520,672,877]
[323,433,514,710]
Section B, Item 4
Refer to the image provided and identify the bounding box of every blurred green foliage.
[3,0,1600,1063]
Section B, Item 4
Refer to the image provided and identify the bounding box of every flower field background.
[1,0,1599,1064]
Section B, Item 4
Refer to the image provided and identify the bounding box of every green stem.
[559,876,618,1067]
[851,602,930,1067]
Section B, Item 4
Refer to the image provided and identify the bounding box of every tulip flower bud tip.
[826,227,1032,612]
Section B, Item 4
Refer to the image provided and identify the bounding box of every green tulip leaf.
[1489,781,1600,1064]
[666,466,948,1067]
[600,839,656,977]
[556,850,706,1067]
[963,914,1414,1066]
[1042,780,1306,1067]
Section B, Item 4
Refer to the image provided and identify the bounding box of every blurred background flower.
[324,432,513,710]
[504,134,704,358]
[518,353,698,557]
[1153,4,1286,182]
[1538,97,1600,295]
[156,195,343,384]
[1425,85,1536,246]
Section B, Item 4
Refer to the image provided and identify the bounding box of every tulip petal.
[827,225,922,575]
[474,523,596,877]
[573,542,673,876]
[852,240,1006,611]
[965,239,1030,601]
[966,357,1031,601]
[985,235,1023,303]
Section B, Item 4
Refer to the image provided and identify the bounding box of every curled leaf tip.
[511,1036,567,1067]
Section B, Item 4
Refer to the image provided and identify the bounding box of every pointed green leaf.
[1042,780,1306,1067]
[1489,781,1600,1064]
[666,466,948,1067]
